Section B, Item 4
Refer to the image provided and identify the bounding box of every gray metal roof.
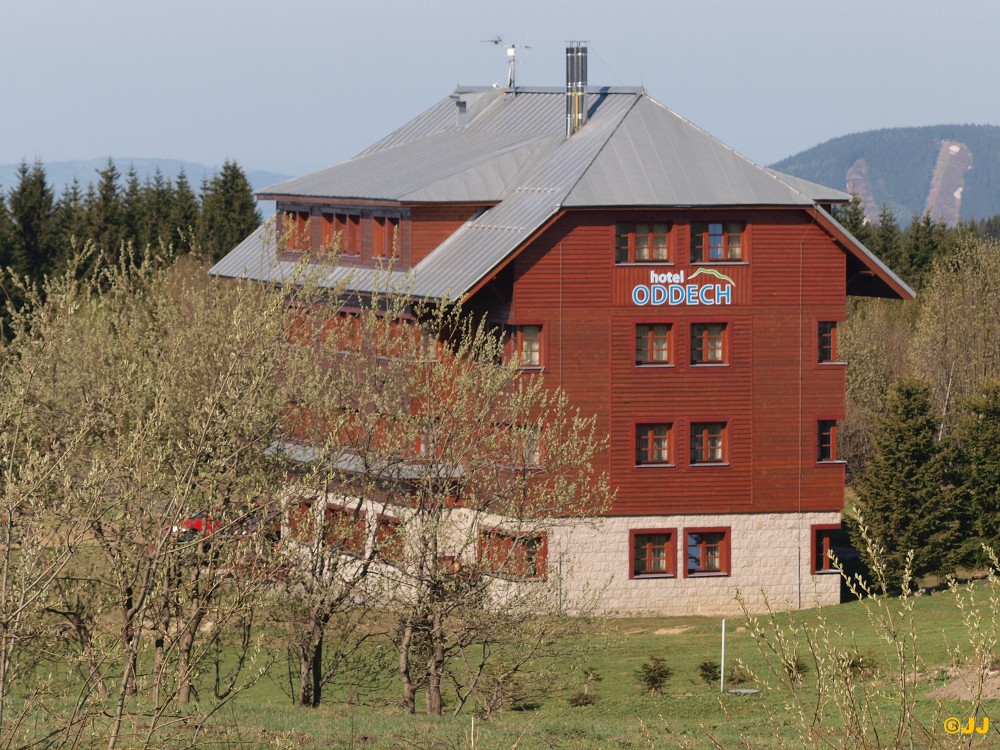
[213,84,880,300]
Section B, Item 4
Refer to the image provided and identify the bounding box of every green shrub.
[697,659,721,685]
[635,656,672,695]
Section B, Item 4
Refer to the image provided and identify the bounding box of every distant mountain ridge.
[0,158,290,199]
[771,124,1000,224]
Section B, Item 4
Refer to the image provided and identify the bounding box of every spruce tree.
[7,160,57,285]
[901,212,945,286]
[51,178,89,273]
[834,193,873,247]
[140,169,174,250]
[0,190,15,273]
[169,169,200,254]
[199,160,261,263]
[872,205,902,273]
[853,377,956,587]
[87,158,124,263]
[121,165,143,249]
[953,383,1000,562]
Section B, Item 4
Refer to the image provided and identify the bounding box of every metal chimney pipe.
[565,44,588,137]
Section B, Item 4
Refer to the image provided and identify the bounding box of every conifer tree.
[87,159,124,262]
[834,194,873,248]
[121,166,143,249]
[199,160,261,263]
[953,383,1000,561]
[140,169,174,250]
[7,160,56,285]
[900,212,945,286]
[169,169,200,254]
[0,190,15,272]
[872,205,902,273]
[51,178,89,273]
[853,377,956,586]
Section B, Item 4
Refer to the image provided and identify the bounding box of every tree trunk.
[398,621,416,714]
[426,608,445,717]
[311,634,323,707]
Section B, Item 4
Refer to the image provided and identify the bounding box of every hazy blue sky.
[3,0,998,177]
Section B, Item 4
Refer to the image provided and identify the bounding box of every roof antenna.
[482,36,531,89]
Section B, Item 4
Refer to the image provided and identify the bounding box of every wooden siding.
[408,204,491,266]
[493,209,849,516]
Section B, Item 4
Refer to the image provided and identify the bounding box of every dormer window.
[322,212,361,255]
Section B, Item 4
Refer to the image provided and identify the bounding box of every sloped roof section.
[564,97,813,207]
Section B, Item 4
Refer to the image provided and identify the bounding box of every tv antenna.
[482,36,531,88]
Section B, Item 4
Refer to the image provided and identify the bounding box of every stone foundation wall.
[548,511,842,616]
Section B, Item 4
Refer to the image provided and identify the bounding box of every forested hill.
[770,124,1000,225]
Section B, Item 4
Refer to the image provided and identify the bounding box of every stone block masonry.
[550,511,842,616]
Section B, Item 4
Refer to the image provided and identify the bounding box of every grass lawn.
[172,584,1000,749]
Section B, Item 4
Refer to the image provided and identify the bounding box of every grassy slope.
[187,587,993,749]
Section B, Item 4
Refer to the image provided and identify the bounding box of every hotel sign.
[631,268,734,306]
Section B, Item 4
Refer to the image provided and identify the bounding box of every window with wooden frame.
[818,321,838,363]
[685,528,730,576]
[817,420,838,462]
[321,212,361,255]
[373,216,400,260]
[811,524,841,574]
[512,325,543,368]
[630,529,677,578]
[635,324,673,366]
[323,504,366,555]
[690,222,745,262]
[478,529,547,580]
[283,210,312,251]
[615,223,671,263]
[690,323,727,365]
[287,500,316,541]
[374,515,404,563]
[690,422,726,465]
[635,423,673,466]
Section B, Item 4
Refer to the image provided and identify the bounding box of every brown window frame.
[373,216,400,260]
[635,323,673,366]
[818,321,838,364]
[374,515,404,563]
[323,503,367,555]
[283,210,312,252]
[690,422,727,465]
[635,423,673,466]
[322,211,361,255]
[478,528,548,580]
[690,323,728,365]
[817,419,838,462]
[690,221,745,263]
[684,527,731,577]
[615,222,672,264]
[630,528,677,578]
[512,324,544,369]
[811,523,841,574]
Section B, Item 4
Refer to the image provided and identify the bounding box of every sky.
[3,0,999,178]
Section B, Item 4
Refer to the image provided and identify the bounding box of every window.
[635,423,672,466]
[636,324,673,366]
[630,529,677,578]
[375,516,404,563]
[616,223,670,263]
[283,211,311,251]
[818,322,838,363]
[817,420,838,462]
[479,529,547,579]
[685,528,730,576]
[690,323,727,365]
[373,216,399,260]
[322,212,361,255]
[812,524,840,574]
[323,504,366,555]
[513,325,543,368]
[691,222,745,262]
[690,422,726,464]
